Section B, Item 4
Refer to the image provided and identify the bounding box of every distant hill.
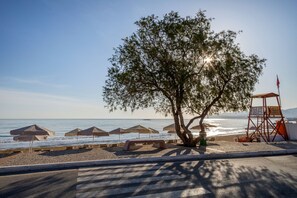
[213,107,297,119]
[283,108,297,118]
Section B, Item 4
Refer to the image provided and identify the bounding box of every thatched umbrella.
[109,128,130,141]
[10,124,55,151]
[147,127,159,138]
[163,123,183,140]
[13,135,48,141]
[148,128,159,134]
[78,126,109,141]
[65,128,81,141]
[10,124,55,136]
[125,125,152,138]
[65,128,81,136]
[163,123,184,132]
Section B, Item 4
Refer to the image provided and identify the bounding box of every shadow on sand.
[40,148,91,157]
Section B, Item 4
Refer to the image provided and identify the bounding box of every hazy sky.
[0,0,296,119]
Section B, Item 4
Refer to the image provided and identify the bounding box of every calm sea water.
[0,118,247,149]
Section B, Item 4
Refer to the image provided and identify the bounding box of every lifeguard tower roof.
[251,92,279,98]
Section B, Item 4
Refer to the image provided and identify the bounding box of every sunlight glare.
[204,57,212,64]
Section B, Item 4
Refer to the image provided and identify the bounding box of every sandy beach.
[1,134,296,167]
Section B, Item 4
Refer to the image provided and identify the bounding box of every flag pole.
[277,75,281,107]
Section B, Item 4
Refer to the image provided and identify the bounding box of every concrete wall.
[286,123,297,140]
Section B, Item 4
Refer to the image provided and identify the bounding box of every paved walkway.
[1,153,297,197]
[76,163,210,198]
[75,155,297,197]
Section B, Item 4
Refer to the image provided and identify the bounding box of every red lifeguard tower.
[246,92,288,142]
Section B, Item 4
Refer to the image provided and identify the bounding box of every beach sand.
[210,134,244,142]
[0,148,118,167]
[1,133,293,167]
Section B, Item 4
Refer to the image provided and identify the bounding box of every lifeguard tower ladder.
[246,92,288,142]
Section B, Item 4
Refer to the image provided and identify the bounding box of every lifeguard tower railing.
[246,92,288,142]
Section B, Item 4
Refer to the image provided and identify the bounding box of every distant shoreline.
[0,117,248,120]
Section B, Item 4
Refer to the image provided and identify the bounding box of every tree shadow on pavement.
[0,170,77,198]
[104,145,165,158]
[108,157,297,198]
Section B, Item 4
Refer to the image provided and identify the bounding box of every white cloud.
[0,88,165,119]
[6,77,69,89]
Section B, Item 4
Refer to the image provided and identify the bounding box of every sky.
[0,0,297,119]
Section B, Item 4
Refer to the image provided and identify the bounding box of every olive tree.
[103,11,265,147]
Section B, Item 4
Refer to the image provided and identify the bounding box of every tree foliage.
[103,11,266,146]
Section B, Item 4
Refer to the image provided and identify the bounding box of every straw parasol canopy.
[78,126,109,137]
[13,135,47,141]
[163,124,184,141]
[65,128,81,136]
[125,125,151,134]
[109,128,130,141]
[191,123,217,130]
[125,125,152,138]
[163,123,184,132]
[10,124,55,136]
[148,128,159,134]
[10,124,55,151]
[148,127,159,138]
[109,128,129,135]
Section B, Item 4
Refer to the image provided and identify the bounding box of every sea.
[0,118,247,150]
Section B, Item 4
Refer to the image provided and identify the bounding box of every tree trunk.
[198,119,207,147]
[173,113,199,147]
[173,113,186,143]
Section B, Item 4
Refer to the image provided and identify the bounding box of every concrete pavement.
[0,169,77,198]
[1,155,297,197]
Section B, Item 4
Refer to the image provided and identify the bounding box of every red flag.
[276,75,280,88]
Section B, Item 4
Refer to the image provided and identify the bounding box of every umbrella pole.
[29,138,33,153]
[138,133,140,139]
